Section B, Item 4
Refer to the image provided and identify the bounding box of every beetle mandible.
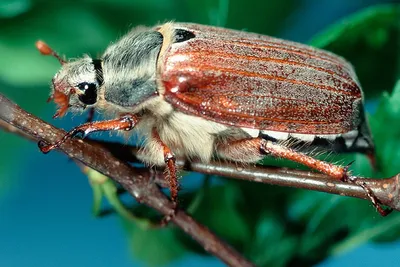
[36,22,390,216]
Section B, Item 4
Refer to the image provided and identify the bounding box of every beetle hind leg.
[216,137,391,216]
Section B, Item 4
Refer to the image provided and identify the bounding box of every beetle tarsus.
[160,202,178,227]
[38,127,85,153]
[366,150,378,171]
[38,140,51,154]
[345,160,355,170]
[149,202,178,228]
[340,161,355,182]
[378,207,393,217]
[349,176,393,216]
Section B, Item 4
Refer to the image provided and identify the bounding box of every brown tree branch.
[0,94,256,267]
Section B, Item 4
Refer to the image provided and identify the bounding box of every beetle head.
[36,41,101,118]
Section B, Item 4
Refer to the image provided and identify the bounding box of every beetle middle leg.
[149,129,179,225]
[216,137,391,216]
[151,129,179,204]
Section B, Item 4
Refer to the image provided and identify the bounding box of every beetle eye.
[77,82,97,105]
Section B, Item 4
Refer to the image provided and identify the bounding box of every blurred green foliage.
[0,1,399,267]
[310,4,400,98]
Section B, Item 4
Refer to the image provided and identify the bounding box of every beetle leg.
[151,129,179,225]
[38,114,138,153]
[216,137,390,216]
[259,139,347,180]
[344,176,392,216]
[85,107,96,123]
[152,129,179,204]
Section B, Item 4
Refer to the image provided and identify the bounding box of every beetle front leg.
[38,114,138,153]
[216,137,391,216]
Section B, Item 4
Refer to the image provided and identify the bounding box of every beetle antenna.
[35,40,66,65]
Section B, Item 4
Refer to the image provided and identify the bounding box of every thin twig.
[185,161,400,211]
[0,93,255,267]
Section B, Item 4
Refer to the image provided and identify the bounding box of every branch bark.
[0,94,256,267]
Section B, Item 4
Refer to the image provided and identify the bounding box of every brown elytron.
[162,24,361,134]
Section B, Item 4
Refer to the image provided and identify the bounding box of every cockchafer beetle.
[36,22,391,217]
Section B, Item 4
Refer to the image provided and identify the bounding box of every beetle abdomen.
[241,124,372,154]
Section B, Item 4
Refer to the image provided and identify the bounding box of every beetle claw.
[38,140,51,154]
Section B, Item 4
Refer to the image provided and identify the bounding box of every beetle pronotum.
[36,22,390,217]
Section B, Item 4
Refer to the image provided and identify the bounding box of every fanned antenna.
[35,40,66,65]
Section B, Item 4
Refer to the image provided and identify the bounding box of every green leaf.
[182,0,300,34]
[191,182,251,245]
[86,168,155,228]
[183,0,229,26]
[0,4,115,87]
[294,196,375,259]
[310,4,399,48]
[247,213,298,267]
[225,0,300,35]
[0,0,31,18]
[370,80,400,176]
[310,4,400,98]
[331,213,400,256]
[123,221,187,266]
[85,169,186,265]
[90,183,103,216]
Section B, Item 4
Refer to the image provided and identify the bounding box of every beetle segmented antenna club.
[36,40,66,65]
[36,23,391,218]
